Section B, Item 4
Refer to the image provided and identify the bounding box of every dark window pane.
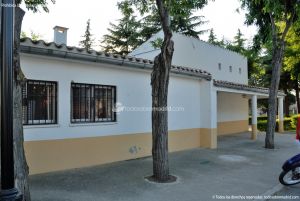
[71,83,116,123]
[22,80,57,125]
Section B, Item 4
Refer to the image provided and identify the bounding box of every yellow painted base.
[278,121,284,133]
[251,124,257,140]
[217,120,249,136]
[25,128,207,175]
[24,120,247,175]
[200,128,217,149]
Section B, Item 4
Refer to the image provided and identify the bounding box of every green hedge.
[256,114,300,132]
[249,116,268,124]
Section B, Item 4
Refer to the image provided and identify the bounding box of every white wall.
[217,92,248,122]
[199,80,217,129]
[169,75,202,130]
[21,54,203,141]
[130,31,248,84]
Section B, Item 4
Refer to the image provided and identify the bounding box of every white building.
[20,28,285,175]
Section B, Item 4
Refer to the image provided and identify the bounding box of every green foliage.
[118,0,209,16]
[18,0,55,12]
[79,19,95,51]
[240,0,300,49]
[20,30,42,41]
[208,29,217,45]
[150,38,164,49]
[291,114,300,128]
[226,29,247,54]
[249,116,268,124]
[101,15,142,55]
[240,0,300,98]
[283,23,300,80]
[21,31,27,39]
[256,114,300,131]
[102,0,209,54]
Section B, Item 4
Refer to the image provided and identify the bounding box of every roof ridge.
[172,32,246,58]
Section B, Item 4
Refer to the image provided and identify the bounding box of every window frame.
[22,79,58,126]
[70,82,117,124]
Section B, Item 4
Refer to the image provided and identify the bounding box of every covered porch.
[214,80,286,141]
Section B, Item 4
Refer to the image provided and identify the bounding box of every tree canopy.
[241,0,300,49]
[101,15,142,55]
[17,0,55,12]
[101,0,210,55]
[240,0,300,148]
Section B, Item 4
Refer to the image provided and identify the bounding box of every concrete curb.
[254,184,284,201]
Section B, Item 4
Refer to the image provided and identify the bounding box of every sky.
[21,0,257,49]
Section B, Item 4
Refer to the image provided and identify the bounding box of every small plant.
[150,38,163,49]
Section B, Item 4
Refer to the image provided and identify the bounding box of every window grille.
[22,80,58,125]
[71,83,116,123]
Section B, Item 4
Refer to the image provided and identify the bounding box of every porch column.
[278,97,284,133]
[251,95,257,140]
[199,80,217,149]
[209,88,218,149]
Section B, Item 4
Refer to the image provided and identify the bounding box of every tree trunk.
[295,79,300,114]
[150,0,174,182]
[13,7,31,201]
[265,44,285,149]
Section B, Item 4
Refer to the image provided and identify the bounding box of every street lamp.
[0,0,22,200]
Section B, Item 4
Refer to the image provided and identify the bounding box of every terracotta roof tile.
[213,80,285,96]
[20,37,212,80]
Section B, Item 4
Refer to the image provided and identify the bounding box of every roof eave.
[20,45,212,80]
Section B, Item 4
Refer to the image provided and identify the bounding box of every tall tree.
[124,0,208,183]
[233,29,247,51]
[120,0,208,38]
[102,0,208,54]
[241,0,300,149]
[207,30,227,48]
[79,19,95,51]
[208,28,217,45]
[226,29,247,53]
[150,0,175,182]
[101,15,141,55]
[0,1,55,200]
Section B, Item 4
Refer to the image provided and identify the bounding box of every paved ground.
[29,132,300,201]
[268,186,300,201]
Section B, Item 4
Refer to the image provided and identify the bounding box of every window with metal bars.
[71,83,116,123]
[22,80,58,125]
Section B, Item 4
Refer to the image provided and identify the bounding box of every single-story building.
[20,26,285,175]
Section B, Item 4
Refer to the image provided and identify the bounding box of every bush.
[256,114,300,132]
[249,116,268,124]
[290,114,300,130]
